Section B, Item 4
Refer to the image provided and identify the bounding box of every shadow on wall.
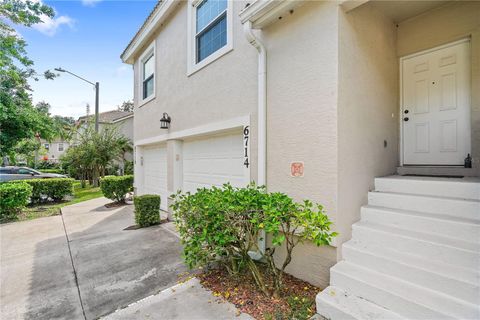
[24,207,187,320]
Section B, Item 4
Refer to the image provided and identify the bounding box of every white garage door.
[142,145,168,211]
[183,131,248,193]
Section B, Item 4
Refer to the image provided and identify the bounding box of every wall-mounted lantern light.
[160,113,171,129]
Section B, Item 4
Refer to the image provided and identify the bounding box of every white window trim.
[138,41,156,107]
[187,0,233,76]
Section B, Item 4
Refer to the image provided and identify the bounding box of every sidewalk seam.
[60,208,88,320]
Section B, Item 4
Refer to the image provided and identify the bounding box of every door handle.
[404,109,409,114]
[403,117,409,122]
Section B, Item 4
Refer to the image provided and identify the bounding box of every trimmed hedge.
[10,178,74,203]
[40,169,64,174]
[100,175,133,203]
[134,194,160,227]
[0,182,32,219]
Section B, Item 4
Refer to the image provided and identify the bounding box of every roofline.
[112,114,134,123]
[121,0,181,65]
[239,0,305,28]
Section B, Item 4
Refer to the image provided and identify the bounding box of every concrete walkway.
[103,278,253,320]
[1,197,187,320]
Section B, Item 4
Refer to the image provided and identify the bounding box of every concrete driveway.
[0,197,187,320]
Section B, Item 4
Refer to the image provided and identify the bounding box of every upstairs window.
[138,41,155,106]
[188,0,232,74]
[142,53,154,99]
[196,0,227,63]
[58,143,64,152]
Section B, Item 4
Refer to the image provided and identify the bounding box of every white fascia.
[121,0,180,65]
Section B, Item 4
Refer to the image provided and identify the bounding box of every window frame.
[138,41,156,107]
[58,143,64,152]
[187,0,233,76]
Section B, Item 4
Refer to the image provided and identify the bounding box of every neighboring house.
[122,1,479,318]
[76,110,134,161]
[41,139,69,163]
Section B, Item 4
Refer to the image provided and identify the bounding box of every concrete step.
[315,286,405,320]
[367,191,480,221]
[361,205,480,243]
[330,261,479,319]
[342,241,479,304]
[347,238,479,284]
[352,222,479,270]
[375,176,480,200]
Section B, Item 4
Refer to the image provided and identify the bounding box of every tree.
[0,0,58,156]
[117,100,134,112]
[61,122,132,186]
[52,115,76,141]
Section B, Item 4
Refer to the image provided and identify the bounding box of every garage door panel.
[142,145,168,211]
[183,132,248,194]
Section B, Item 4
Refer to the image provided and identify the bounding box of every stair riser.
[361,207,480,243]
[368,192,480,221]
[375,178,480,200]
[352,225,479,269]
[331,266,478,319]
[316,286,404,320]
[315,298,357,320]
[342,245,479,304]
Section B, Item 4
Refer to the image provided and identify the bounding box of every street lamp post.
[54,68,100,132]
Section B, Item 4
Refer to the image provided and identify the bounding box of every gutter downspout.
[244,20,267,258]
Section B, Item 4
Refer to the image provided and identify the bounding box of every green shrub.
[124,160,134,175]
[100,175,133,203]
[39,169,64,174]
[0,182,32,219]
[134,194,160,227]
[171,183,338,298]
[10,178,74,203]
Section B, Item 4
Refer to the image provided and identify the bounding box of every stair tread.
[376,175,480,185]
[369,190,480,203]
[353,221,479,253]
[332,261,478,318]
[363,204,480,226]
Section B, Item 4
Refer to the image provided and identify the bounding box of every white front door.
[402,40,471,165]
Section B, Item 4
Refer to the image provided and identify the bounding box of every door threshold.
[397,166,479,177]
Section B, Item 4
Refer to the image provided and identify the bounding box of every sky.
[18,0,157,119]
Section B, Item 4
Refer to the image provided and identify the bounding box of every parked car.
[0,166,67,182]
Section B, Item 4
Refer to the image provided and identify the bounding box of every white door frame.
[399,37,471,166]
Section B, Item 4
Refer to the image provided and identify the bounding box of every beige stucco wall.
[262,1,340,287]
[336,2,399,251]
[132,1,259,181]
[397,1,480,168]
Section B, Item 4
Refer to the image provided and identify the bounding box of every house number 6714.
[243,126,250,168]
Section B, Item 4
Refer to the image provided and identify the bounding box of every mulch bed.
[198,265,320,320]
[104,201,128,208]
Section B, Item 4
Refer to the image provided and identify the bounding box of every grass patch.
[4,181,103,223]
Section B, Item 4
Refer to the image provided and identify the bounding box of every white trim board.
[135,115,251,147]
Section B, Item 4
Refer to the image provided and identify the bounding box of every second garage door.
[142,144,168,211]
[183,131,248,193]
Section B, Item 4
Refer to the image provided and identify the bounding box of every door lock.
[404,109,409,114]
